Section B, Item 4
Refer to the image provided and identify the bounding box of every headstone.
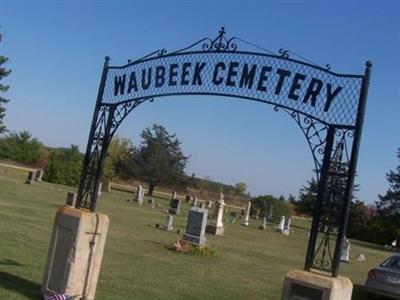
[284,217,291,231]
[275,216,285,232]
[255,209,260,220]
[65,192,77,207]
[25,171,35,184]
[183,207,208,246]
[242,201,251,226]
[259,217,267,230]
[168,198,181,215]
[267,206,273,222]
[35,169,44,181]
[356,253,366,262]
[192,196,198,207]
[206,200,213,208]
[135,185,144,205]
[340,238,351,263]
[185,195,191,202]
[162,214,174,231]
[200,202,206,209]
[228,212,237,224]
[107,182,112,192]
[98,182,103,196]
[206,192,225,235]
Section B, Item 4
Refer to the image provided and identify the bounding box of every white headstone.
[162,214,173,231]
[98,182,103,196]
[260,217,267,230]
[340,238,351,263]
[243,201,251,226]
[356,253,366,262]
[276,216,285,232]
[136,185,144,205]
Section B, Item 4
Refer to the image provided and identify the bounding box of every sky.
[0,1,399,203]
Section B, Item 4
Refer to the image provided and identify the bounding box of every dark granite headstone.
[183,207,208,246]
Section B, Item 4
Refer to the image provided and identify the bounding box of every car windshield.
[381,256,400,271]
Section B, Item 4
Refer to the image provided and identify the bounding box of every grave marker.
[183,207,208,246]
[35,169,44,181]
[65,192,77,207]
[25,171,35,184]
[206,193,225,235]
[242,201,251,226]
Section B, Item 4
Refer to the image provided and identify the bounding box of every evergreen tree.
[0,33,11,134]
[0,131,43,165]
[134,124,188,196]
[376,148,400,216]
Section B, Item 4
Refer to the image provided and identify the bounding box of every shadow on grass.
[350,239,395,253]
[0,259,23,266]
[0,271,42,299]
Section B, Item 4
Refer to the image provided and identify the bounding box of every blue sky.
[1,1,399,202]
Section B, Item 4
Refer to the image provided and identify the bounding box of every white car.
[365,254,400,299]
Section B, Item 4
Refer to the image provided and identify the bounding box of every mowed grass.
[0,166,393,299]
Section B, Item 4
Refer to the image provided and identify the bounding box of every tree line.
[293,149,400,246]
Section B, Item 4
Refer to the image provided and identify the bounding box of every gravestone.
[183,207,208,246]
[206,200,213,208]
[107,182,112,192]
[185,195,191,202]
[25,171,35,184]
[340,238,351,263]
[162,214,173,231]
[275,216,285,232]
[98,182,102,196]
[228,212,237,224]
[169,198,181,215]
[259,217,267,230]
[200,202,206,209]
[65,192,77,207]
[356,253,366,262]
[267,206,273,222]
[242,201,251,226]
[206,193,225,235]
[35,169,44,181]
[135,185,144,205]
[192,196,198,207]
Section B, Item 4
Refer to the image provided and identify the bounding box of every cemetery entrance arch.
[75,28,372,277]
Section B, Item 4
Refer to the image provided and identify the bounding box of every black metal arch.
[75,28,372,277]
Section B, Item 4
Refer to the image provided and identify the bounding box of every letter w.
[114,75,126,96]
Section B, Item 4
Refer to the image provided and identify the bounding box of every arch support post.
[331,61,372,277]
[76,57,111,211]
[304,126,335,272]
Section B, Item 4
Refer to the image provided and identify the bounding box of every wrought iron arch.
[76,28,372,277]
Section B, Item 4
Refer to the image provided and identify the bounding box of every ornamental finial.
[219,27,226,37]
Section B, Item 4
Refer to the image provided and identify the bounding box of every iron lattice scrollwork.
[75,27,372,277]
[77,97,153,210]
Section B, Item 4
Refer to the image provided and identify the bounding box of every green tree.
[0,131,43,165]
[134,124,188,196]
[103,135,136,184]
[43,145,83,186]
[296,177,318,215]
[251,195,293,223]
[376,148,400,216]
[234,182,247,196]
[0,33,11,134]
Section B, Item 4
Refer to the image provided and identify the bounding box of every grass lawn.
[0,165,394,299]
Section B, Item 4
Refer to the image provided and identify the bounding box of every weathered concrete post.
[41,206,109,300]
